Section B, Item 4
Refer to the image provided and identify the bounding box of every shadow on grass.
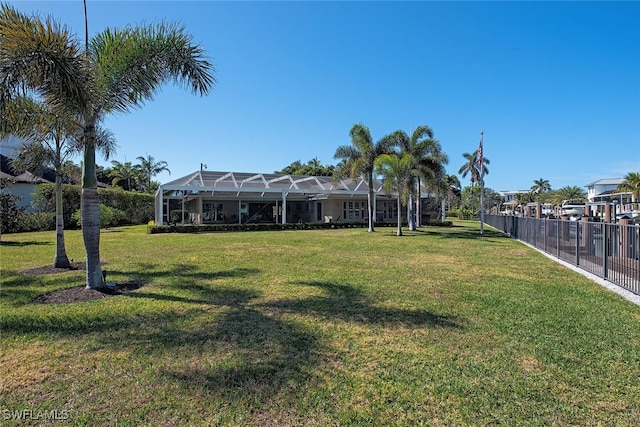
[266,281,461,328]
[0,240,52,246]
[2,265,460,409]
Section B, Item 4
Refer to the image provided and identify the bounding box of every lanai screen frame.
[154,170,386,225]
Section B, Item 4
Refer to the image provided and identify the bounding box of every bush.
[147,220,453,234]
[15,212,56,232]
[32,184,82,228]
[72,204,128,228]
[0,192,26,234]
[33,184,154,227]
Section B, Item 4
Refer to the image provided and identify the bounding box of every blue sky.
[8,0,640,192]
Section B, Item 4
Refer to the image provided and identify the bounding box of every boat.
[561,200,585,221]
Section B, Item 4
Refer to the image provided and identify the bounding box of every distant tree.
[275,160,303,175]
[458,151,490,186]
[334,124,394,232]
[531,178,551,195]
[136,154,170,193]
[547,186,587,206]
[461,185,500,216]
[615,172,640,203]
[275,158,335,176]
[444,174,462,212]
[62,160,82,184]
[375,153,416,236]
[109,160,140,191]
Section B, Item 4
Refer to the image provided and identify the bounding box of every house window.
[343,201,365,220]
[382,201,397,219]
[203,202,224,222]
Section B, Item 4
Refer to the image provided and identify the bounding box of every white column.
[155,187,163,225]
[372,192,377,223]
[238,199,242,224]
[282,192,288,224]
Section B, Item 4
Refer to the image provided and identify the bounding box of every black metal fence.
[485,215,640,295]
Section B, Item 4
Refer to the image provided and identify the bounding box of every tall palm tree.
[136,154,170,193]
[380,126,448,230]
[374,153,416,236]
[5,96,115,268]
[615,172,640,204]
[531,177,551,194]
[458,151,490,186]
[334,123,394,232]
[0,4,215,288]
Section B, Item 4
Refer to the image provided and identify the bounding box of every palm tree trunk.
[408,194,416,231]
[415,178,421,228]
[367,174,375,232]
[396,197,402,236]
[53,174,71,268]
[81,137,104,289]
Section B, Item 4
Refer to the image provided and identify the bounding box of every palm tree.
[547,186,587,207]
[334,123,394,232]
[136,154,170,193]
[381,126,448,230]
[615,172,640,204]
[109,160,140,191]
[444,174,461,213]
[0,4,215,288]
[531,178,551,194]
[374,153,416,236]
[6,96,115,268]
[458,151,490,186]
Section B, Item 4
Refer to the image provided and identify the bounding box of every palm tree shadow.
[0,241,52,246]
[265,281,461,329]
[152,287,322,405]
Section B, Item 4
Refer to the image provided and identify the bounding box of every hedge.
[32,184,154,228]
[148,220,452,234]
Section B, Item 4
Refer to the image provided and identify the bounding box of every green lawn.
[1,222,639,425]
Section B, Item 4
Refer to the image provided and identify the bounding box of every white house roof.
[157,170,383,199]
[585,178,624,187]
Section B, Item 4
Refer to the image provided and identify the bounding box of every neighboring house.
[586,178,627,203]
[0,153,54,212]
[498,190,529,204]
[586,177,634,218]
[154,170,426,226]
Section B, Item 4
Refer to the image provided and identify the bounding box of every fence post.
[576,221,580,266]
[603,223,608,280]
[557,219,560,259]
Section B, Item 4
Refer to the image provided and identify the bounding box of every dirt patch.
[34,282,144,304]
[23,262,87,276]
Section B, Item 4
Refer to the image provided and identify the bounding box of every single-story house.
[1,153,54,211]
[154,170,437,226]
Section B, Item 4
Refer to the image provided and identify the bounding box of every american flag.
[477,137,483,171]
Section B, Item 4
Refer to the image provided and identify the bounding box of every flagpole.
[479,131,485,235]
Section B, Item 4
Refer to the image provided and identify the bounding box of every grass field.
[1,222,639,425]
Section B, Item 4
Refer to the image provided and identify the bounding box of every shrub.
[32,184,81,228]
[33,184,154,226]
[15,212,56,232]
[72,204,128,228]
[0,192,26,234]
